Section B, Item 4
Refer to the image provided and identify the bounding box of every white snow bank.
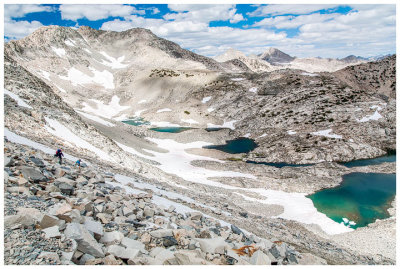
[99,51,128,69]
[115,142,152,159]
[202,96,212,103]
[181,119,199,125]
[249,87,258,93]
[156,108,172,113]
[207,120,237,130]
[54,85,66,93]
[40,71,51,80]
[82,96,129,119]
[114,174,231,217]
[137,138,256,189]
[65,39,76,47]
[207,107,215,112]
[76,111,115,127]
[243,133,251,138]
[311,129,342,139]
[60,67,114,89]
[236,190,353,235]
[83,48,92,54]
[370,105,383,111]
[4,128,78,162]
[357,110,383,122]
[44,117,114,163]
[258,133,267,138]
[52,47,66,57]
[287,130,297,135]
[301,72,318,77]
[4,89,32,109]
[134,110,147,117]
[231,78,244,81]
[138,99,147,104]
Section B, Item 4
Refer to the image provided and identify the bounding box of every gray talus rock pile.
[4,140,324,265]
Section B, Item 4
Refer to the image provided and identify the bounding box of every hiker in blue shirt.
[54,149,64,165]
[75,159,81,170]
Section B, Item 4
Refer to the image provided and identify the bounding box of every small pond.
[307,172,396,228]
[246,160,314,168]
[122,117,150,126]
[203,138,258,154]
[150,127,195,133]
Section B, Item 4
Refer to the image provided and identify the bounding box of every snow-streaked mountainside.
[4,25,397,264]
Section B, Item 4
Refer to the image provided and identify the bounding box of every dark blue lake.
[308,172,396,228]
[246,160,314,168]
[203,138,258,154]
[150,127,195,133]
[339,154,396,168]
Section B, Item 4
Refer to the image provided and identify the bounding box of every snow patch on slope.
[4,89,32,109]
[52,47,66,57]
[82,96,129,119]
[76,111,116,127]
[60,67,114,89]
[202,96,212,103]
[311,129,342,139]
[99,51,128,69]
[44,117,114,163]
[156,108,172,113]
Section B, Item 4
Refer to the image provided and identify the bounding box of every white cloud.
[249,4,340,16]
[59,4,145,21]
[254,13,337,29]
[164,4,244,24]
[5,20,44,40]
[5,4,53,21]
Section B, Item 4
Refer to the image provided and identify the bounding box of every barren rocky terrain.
[3,25,396,265]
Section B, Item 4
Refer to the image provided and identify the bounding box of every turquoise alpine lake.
[150,127,195,133]
[203,138,258,154]
[339,154,396,168]
[307,172,396,228]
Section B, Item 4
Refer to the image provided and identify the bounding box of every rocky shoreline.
[4,139,331,265]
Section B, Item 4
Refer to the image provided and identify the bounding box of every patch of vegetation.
[225,157,243,162]
[184,111,190,114]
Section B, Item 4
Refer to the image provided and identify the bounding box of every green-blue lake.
[150,127,195,133]
[307,172,396,228]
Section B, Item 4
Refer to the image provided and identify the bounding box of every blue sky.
[4,4,396,58]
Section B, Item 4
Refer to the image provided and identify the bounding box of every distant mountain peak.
[259,47,295,65]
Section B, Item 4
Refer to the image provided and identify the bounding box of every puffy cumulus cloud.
[249,4,340,16]
[5,4,54,21]
[164,4,244,24]
[5,20,44,40]
[59,4,145,21]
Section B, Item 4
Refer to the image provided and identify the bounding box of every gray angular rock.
[58,182,74,196]
[195,237,229,254]
[121,237,146,253]
[84,218,103,237]
[150,229,173,238]
[20,166,47,183]
[250,250,272,265]
[42,226,61,239]
[100,231,124,245]
[64,223,104,258]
